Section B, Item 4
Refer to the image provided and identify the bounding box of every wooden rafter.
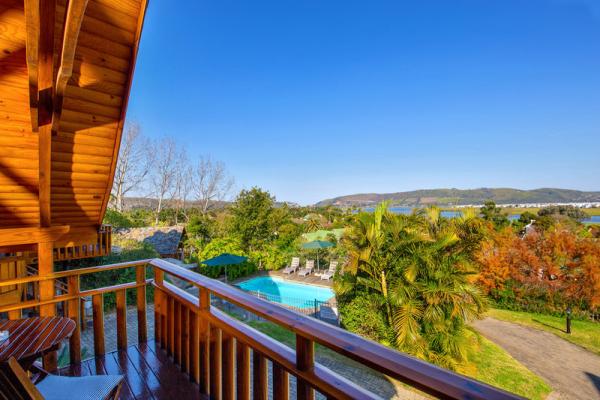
[52,0,89,134]
[24,0,40,132]
[37,0,57,227]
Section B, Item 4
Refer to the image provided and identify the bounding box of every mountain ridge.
[316,188,600,207]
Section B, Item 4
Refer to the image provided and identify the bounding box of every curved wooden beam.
[52,0,89,133]
[24,0,40,132]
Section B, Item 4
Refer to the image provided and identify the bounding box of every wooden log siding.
[0,259,523,400]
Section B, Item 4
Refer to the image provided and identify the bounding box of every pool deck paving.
[235,269,334,287]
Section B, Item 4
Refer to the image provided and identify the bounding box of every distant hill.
[316,188,600,207]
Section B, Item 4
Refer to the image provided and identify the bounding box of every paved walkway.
[473,318,600,400]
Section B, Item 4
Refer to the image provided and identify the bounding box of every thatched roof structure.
[116,226,186,257]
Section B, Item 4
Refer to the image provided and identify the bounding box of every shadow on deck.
[58,340,205,400]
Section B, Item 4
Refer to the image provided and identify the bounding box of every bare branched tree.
[151,137,178,224]
[194,156,234,213]
[171,149,194,224]
[111,124,153,212]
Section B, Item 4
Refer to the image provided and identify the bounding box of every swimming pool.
[236,276,334,309]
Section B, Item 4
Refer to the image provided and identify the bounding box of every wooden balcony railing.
[0,259,522,400]
[53,224,112,261]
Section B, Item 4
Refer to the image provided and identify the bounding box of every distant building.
[115,226,186,259]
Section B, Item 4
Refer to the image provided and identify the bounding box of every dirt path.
[473,318,600,400]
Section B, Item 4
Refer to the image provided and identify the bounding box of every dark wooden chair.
[0,357,123,400]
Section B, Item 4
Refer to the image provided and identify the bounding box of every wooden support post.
[67,275,81,364]
[161,289,168,350]
[236,341,250,400]
[154,269,164,347]
[116,289,127,350]
[168,296,175,356]
[154,288,161,345]
[252,351,268,400]
[181,307,190,374]
[221,334,234,400]
[7,310,21,320]
[79,296,86,331]
[38,241,56,371]
[198,288,210,396]
[273,363,289,400]
[190,310,200,384]
[136,266,147,343]
[210,327,222,400]
[92,293,105,356]
[37,242,55,316]
[296,335,315,400]
[174,300,181,365]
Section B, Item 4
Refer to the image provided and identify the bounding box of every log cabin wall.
[0,0,148,368]
[0,0,147,256]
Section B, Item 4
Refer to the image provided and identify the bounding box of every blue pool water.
[236,277,334,309]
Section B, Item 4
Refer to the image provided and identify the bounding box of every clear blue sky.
[127,0,600,205]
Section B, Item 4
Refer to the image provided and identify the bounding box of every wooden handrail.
[0,258,523,399]
[149,258,520,399]
[0,259,151,287]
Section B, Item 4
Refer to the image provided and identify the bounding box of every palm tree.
[336,204,486,369]
[305,215,323,232]
[336,202,396,320]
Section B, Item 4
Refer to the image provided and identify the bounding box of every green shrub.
[57,241,159,311]
[338,295,393,345]
[103,209,135,228]
[197,262,258,281]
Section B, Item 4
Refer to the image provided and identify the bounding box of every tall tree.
[151,137,177,224]
[194,156,234,213]
[336,203,485,369]
[480,200,509,229]
[111,124,153,212]
[171,149,193,224]
[228,187,275,252]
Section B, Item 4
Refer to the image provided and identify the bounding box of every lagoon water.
[363,206,461,218]
[362,207,599,223]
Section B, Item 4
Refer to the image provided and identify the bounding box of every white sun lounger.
[298,260,315,277]
[320,261,338,280]
[282,257,300,274]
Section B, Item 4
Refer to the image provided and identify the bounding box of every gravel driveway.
[473,318,600,400]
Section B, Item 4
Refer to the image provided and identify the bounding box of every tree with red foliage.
[476,223,600,312]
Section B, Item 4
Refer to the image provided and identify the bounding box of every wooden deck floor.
[58,340,205,400]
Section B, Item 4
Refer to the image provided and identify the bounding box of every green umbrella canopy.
[301,240,334,249]
[201,253,247,267]
[301,240,334,270]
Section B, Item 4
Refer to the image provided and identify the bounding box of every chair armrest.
[29,361,50,384]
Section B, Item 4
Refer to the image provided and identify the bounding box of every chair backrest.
[0,357,44,400]
[291,257,300,267]
[306,260,314,269]
[329,261,338,272]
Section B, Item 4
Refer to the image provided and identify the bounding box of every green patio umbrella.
[201,253,247,281]
[301,240,334,270]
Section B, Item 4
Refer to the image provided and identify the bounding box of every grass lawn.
[487,309,600,355]
[246,319,551,399]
